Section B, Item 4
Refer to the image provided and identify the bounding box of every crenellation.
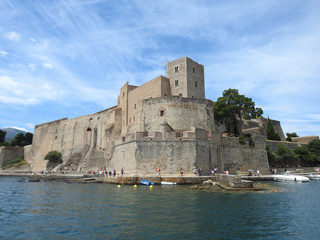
[20,57,278,175]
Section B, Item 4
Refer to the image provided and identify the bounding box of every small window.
[160,110,164,116]
[133,116,135,122]
[193,67,195,73]
[175,66,179,73]
[175,80,179,87]
[134,104,136,109]
[123,92,125,97]
[195,81,198,88]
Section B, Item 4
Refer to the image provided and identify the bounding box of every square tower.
[166,57,205,99]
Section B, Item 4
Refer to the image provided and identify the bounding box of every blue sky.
[1,0,319,137]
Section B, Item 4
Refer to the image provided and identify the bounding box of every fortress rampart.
[13,57,277,175]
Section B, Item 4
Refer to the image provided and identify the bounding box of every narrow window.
[160,110,164,116]
[133,116,135,122]
[195,81,198,88]
[193,67,195,73]
[123,92,125,97]
[175,66,179,73]
[175,80,179,87]
[134,104,136,109]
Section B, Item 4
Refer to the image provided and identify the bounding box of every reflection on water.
[0,177,319,239]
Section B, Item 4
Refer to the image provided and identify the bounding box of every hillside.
[1,128,27,142]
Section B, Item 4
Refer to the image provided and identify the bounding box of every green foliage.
[214,89,263,136]
[274,144,297,166]
[10,132,33,146]
[238,134,255,147]
[3,158,28,169]
[266,117,281,141]
[268,140,320,167]
[266,145,276,165]
[0,130,6,143]
[286,132,298,142]
[44,150,62,164]
[0,141,10,146]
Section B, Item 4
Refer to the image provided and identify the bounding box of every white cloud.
[42,62,52,69]
[0,50,7,56]
[4,126,28,132]
[3,31,21,41]
[30,38,36,42]
[25,123,35,131]
[0,75,62,105]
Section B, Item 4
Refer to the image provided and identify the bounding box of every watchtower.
[166,57,205,99]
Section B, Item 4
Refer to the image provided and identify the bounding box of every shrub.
[238,134,255,147]
[4,158,28,169]
[44,151,62,164]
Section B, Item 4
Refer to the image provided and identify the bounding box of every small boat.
[273,172,309,183]
[161,181,177,185]
[140,180,154,186]
[308,173,320,180]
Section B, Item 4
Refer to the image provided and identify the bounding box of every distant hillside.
[1,128,27,142]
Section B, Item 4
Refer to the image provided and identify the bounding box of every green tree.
[266,117,281,141]
[10,132,33,146]
[266,145,276,166]
[274,144,297,167]
[44,150,62,164]
[10,133,26,146]
[294,145,312,166]
[0,130,6,143]
[24,132,33,145]
[214,89,263,136]
[307,139,320,164]
[286,132,298,142]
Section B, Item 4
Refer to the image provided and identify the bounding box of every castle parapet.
[35,118,68,129]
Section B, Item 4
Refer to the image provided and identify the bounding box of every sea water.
[0,176,319,240]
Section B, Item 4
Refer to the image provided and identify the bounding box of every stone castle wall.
[0,146,24,167]
[25,106,121,171]
[111,139,212,175]
[141,96,214,132]
[220,135,269,174]
[18,57,273,174]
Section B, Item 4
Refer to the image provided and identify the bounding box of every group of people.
[87,168,124,177]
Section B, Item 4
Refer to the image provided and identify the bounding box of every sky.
[0,0,320,137]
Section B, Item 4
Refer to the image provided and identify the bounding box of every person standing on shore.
[121,167,124,176]
[180,167,184,176]
[198,168,202,176]
[157,168,161,177]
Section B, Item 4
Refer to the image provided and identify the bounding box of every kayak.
[141,180,154,186]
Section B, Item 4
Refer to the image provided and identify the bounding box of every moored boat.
[141,180,154,186]
[161,181,176,185]
[273,172,309,183]
[308,173,320,180]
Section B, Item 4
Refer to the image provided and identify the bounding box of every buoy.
[117,185,121,188]
[149,185,153,189]
[134,184,138,188]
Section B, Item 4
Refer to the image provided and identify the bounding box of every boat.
[161,181,177,185]
[273,172,309,183]
[140,180,154,186]
[308,173,320,180]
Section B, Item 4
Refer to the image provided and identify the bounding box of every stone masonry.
[20,57,281,175]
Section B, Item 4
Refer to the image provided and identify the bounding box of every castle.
[23,57,279,175]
